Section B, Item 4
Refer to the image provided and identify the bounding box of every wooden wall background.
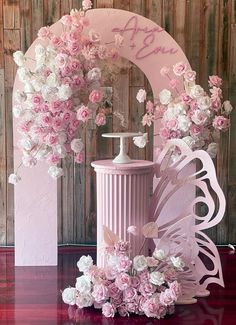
[0,0,235,246]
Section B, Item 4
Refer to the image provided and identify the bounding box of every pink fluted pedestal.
[91,160,155,267]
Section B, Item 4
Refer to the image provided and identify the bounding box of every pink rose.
[68,42,81,55]
[189,124,202,137]
[92,284,108,303]
[51,36,63,47]
[108,283,122,299]
[164,268,177,282]
[47,154,60,166]
[146,100,154,113]
[126,300,138,313]
[62,111,72,122]
[210,86,222,100]
[211,98,221,111]
[52,118,63,131]
[184,70,196,82]
[160,127,170,140]
[118,304,129,317]
[143,297,165,318]
[63,99,73,110]
[95,112,106,126]
[169,130,181,139]
[208,75,222,88]
[67,30,80,42]
[75,151,84,163]
[212,116,230,130]
[181,93,192,104]
[169,280,181,298]
[102,302,116,318]
[61,14,72,26]
[123,287,137,302]
[142,113,154,127]
[136,89,146,103]
[50,100,63,112]
[55,53,68,68]
[165,119,178,130]
[105,267,118,281]
[69,59,81,71]
[46,133,58,146]
[89,89,103,103]
[139,282,156,297]
[41,114,52,126]
[115,273,131,291]
[130,276,140,289]
[146,256,159,267]
[191,110,208,126]
[77,105,92,122]
[32,94,43,106]
[173,62,187,76]
[117,256,132,273]
[37,26,52,39]
[159,289,175,306]
[160,66,170,76]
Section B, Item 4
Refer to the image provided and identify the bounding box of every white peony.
[62,287,77,305]
[46,72,59,87]
[77,255,93,273]
[149,271,165,286]
[170,256,185,270]
[133,133,148,148]
[159,89,172,105]
[75,275,91,294]
[206,142,218,159]
[13,50,26,66]
[71,138,84,153]
[182,136,196,149]
[8,173,21,185]
[76,293,94,308]
[190,85,205,98]
[153,248,165,260]
[48,166,63,179]
[136,89,147,103]
[223,100,233,114]
[133,255,148,272]
[177,115,191,132]
[87,68,101,81]
[57,84,72,100]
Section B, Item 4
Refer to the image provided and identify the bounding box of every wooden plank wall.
[0,0,235,246]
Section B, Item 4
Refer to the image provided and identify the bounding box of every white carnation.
[159,89,172,105]
[206,142,218,159]
[13,50,26,66]
[170,256,185,270]
[8,173,21,185]
[71,138,84,153]
[48,166,63,179]
[149,271,165,286]
[57,84,72,100]
[177,115,191,132]
[133,133,148,148]
[62,287,77,305]
[75,275,91,294]
[77,255,93,273]
[133,255,148,272]
[153,248,165,260]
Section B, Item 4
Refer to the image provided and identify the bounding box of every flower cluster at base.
[9,2,123,185]
[62,243,182,319]
[136,62,233,160]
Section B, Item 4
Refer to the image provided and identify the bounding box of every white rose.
[136,89,147,103]
[159,89,172,105]
[13,50,26,66]
[190,85,204,98]
[197,96,211,110]
[133,255,148,272]
[182,136,195,149]
[18,138,34,150]
[149,271,165,286]
[153,248,165,260]
[75,275,91,294]
[76,293,94,308]
[173,103,185,116]
[206,142,218,159]
[57,84,72,100]
[62,287,77,305]
[17,67,31,82]
[41,85,57,101]
[177,115,191,132]
[48,166,63,179]
[223,100,233,114]
[46,72,59,87]
[87,68,101,81]
[170,256,185,270]
[133,133,148,148]
[77,255,93,273]
[71,138,84,153]
[24,82,35,93]
[8,173,21,185]
[107,255,119,268]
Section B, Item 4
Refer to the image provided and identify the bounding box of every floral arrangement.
[136,62,233,159]
[9,0,124,185]
[62,224,183,319]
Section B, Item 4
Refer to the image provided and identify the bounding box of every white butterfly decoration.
[150,139,225,303]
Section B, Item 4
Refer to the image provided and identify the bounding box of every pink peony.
[77,105,92,122]
[115,273,131,291]
[95,112,106,126]
[37,26,52,39]
[92,284,108,303]
[212,116,230,130]
[89,89,103,103]
[160,66,170,76]
[208,75,222,88]
[173,62,187,76]
[102,302,116,318]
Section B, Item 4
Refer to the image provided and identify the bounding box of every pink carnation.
[212,116,230,130]
[89,89,103,103]
[102,302,116,318]
[77,105,92,122]
[208,75,222,88]
[37,26,52,39]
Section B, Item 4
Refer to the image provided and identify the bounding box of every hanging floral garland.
[9,1,123,184]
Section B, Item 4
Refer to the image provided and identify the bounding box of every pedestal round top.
[91,160,155,175]
[102,132,142,138]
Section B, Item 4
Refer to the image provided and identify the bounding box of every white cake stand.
[102,132,142,164]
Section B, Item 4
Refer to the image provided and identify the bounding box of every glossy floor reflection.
[0,247,235,324]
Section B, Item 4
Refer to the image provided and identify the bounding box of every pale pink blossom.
[159,289,175,306]
[208,75,222,88]
[77,105,92,122]
[115,273,131,291]
[184,70,196,82]
[212,116,230,130]
[169,130,181,139]
[136,89,146,103]
[95,112,106,126]
[37,26,52,39]
[89,89,103,103]
[173,61,187,76]
[126,300,138,313]
[68,42,81,55]
[138,270,150,283]
[127,225,138,236]
[142,113,154,126]
[181,93,192,104]
[145,100,154,113]
[210,86,222,100]
[164,268,177,282]
[102,302,116,318]
[160,66,170,76]
[82,0,93,10]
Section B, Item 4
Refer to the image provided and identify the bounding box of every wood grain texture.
[0,0,236,246]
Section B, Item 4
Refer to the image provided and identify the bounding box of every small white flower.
[48,166,63,179]
[13,50,26,66]
[153,248,165,260]
[170,256,185,270]
[133,133,148,148]
[149,271,165,286]
[136,89,147,103]
[223,100,233,114]
[159,89,172,105]
[75,275,91,294]
[8,173,21,185]
[206,142,218,159]
[133,255,148,272]
[57,84,72,100]
[62,287,77,305]
[77,255,93,273]
[177,115,191,132]
[71,138,84,153]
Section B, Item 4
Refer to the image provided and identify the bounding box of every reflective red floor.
[0,247,236,325]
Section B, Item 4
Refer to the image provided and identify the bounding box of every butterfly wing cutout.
[150,139,225,299]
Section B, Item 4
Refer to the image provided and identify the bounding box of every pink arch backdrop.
[13,9,189,266]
